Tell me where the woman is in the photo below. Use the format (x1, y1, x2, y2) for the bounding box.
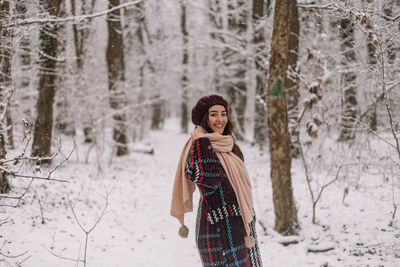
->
(171, 95, 263, 267)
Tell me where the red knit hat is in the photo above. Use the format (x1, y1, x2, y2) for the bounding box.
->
(191, 95, 228, 125)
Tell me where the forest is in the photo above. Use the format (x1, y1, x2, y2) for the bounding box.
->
(0, 0, 399, 266)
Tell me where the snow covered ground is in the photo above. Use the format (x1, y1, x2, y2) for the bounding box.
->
(1, 118, 399, 266)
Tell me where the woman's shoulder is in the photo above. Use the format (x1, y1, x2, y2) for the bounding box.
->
(192, 137, 212, 146)
(191, 137, 213, 153)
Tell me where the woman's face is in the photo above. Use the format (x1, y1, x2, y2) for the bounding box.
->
(208, 105, 228, 134)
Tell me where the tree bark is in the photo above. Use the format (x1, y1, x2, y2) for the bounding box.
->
(252, 0, 268, 149)
(15, 1, 34, 124)
(180, 0, 189, 133)
(6, 108, 14, 149)
(106, 0, 128, 156)
(365, 1, 377, 131)
(267, 0, 299, 235)
(338, 18, 357, 141)
(31, 0, 63, 159)
(286, 0, 300, 158)
(0, 0, 12, 193)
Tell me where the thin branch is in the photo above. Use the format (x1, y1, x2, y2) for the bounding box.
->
(297, 2, 400, 22)
(6, 1, 144, 28)
(65, 188, 110, 267)
(0, 178, 34, 207)
(45, 247, 85, 263)
(5, 173, 68, 183)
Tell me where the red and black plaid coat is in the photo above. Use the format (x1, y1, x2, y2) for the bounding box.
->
(185, 137, 263, 267)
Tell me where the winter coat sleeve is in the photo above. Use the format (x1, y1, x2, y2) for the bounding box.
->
(184, 138, 223, 195)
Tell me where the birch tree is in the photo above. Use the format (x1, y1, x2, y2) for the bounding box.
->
(267, 0, 299, 235)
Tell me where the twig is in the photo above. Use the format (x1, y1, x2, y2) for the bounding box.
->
(0, 245, 28, 259)
(0, 217, 10, 226)
(6, 1, 144, 28)
(65, 188, 110, 267)
(0, 178, 34, 207)
(297, 107, 358, 223)
(16, 255, 32, 265)
(297, 2, 400, 22)
(45, 247, 85, 263)
(307, 246, 335, 253)
(258, 220, 268, 235)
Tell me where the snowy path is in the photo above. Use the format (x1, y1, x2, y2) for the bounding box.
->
(1, 118, 399, 266)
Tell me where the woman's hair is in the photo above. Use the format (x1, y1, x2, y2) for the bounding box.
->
(199, 111, 244, 162)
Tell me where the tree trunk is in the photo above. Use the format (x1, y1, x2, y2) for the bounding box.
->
(207, 0, 224, 92)
(151, 94, 164, 130)
(181, 0, 189, 133)
(15, 1, 34, 124)
(106, 0, 128, 156)
(31, 0, 63, 159)
(55, 3, 75, 136)
(71, 0, 96, 143)
(338, 18, 357, 141)
(6, 108, 14, 149)
(125, 0, 149, 141)
(252, 0, 268, 149)
(267, 0, 299, 235)
(225, 0, 249, 140)
(365, 1, 377, 131)
(286, 0, 300, 158)
(0, 0, 12, 193)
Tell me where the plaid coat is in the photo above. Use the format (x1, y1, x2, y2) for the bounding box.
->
(185, 138, 263, 267)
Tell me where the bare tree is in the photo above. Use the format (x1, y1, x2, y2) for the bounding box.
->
(70, 0, 97, 142)
(225, 0, 249, 140)
(338, 17, 357, 141)
(106, 0, 128, 156)
(207, 0, 249, 139)
(252, 0, 268, 149)
(0, 0, 12, 193)
(55, 2, 75, 136)
(286, 0, 301, 158)
(180, 0, 189, 133)
(31, 0, 64, 159)
(267, 0, 299, 235)
(15, 1, 34, 124)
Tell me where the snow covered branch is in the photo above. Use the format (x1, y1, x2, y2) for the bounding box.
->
(0, 123, 75, 207)
(297, 2, 400, 21)
(5, 0, 144, 28)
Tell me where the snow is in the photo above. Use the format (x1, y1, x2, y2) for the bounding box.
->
(1, 118, 399, 266)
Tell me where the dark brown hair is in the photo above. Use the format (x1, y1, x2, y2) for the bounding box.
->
(199, 111, 244, 162)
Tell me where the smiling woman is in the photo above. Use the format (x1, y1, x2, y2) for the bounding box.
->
(171, 95, 263, 267)
(207, 105, 228, 134)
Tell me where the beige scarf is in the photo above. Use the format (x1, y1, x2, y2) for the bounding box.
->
(170, 126, 254, 237)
